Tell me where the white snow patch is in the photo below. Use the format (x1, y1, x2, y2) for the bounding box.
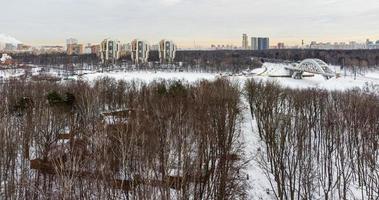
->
(81, 71, 218, 83)
(1, 54, 12, 62)
(241, 99, 275, 199)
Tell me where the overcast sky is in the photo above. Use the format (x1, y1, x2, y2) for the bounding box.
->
(1, 0, 379, 47)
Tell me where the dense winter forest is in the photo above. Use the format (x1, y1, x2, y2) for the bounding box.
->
(245, 80, 379, 199)
(1, 77, 379, 199)
(0, 78, 247, 199)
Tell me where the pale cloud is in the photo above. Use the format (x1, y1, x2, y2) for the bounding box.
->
(160, 0, 183, 6)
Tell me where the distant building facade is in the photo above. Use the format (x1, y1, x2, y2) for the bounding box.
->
(249, 37, 269, 50)
(277, 42, 285, 49)
(66, 38, 84, 55)
(67, 44, 83, 55)
(210, 44, 237, 50)
(258, 37, 269, 50)
(131, 40, 150, 64)
(309, 41, 367, 49)
(242, 34, 249, 49)
(251, 37, 258, 50)
(159, 40, 176, 63)
(84, 43, 92, 54)
(100, 39, 120, 63)
(367, 39, 379, 49)
(66, 38, 78, 45)
(4, 43, 16, 51)
(91, 45, 100, 56)
(39, 46, 65, 54)
(17, 44, 32, 51)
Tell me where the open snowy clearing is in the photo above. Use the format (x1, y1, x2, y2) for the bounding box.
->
(1, 63, 378, 91)
(75, 65, 379, 91)
(81, 70, 217, 83)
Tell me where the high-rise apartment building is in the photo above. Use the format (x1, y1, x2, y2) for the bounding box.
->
(100, 39, 120, 63)
(249, 37, 269, 50)
(242, 34, 249, 49)
(131, 39, 150, 64)
(258, 37, 269, 50)
(159, 40, 177, 63)
(251, 37, 258, 50)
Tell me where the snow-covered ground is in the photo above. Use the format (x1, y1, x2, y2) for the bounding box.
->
(1, 63, 379, 199)
(241, 98, 273, 199)
(1, 63, 379, 91)
(81, 70, 217, 83)
(234, 63, 379, 91)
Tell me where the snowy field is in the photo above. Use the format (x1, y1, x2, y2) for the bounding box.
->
(79, 63, 379, 91)
(1, 63, 379, 91)
(1, 63, 379, 199)
(82, 70, 217, 83)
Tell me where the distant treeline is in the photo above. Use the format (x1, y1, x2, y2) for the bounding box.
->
(175, 49, 379, 67)
(9, 49, 379, 68)
(9, 53, 100, 66)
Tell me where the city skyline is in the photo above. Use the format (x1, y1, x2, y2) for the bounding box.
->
(1, 0, 378, 48)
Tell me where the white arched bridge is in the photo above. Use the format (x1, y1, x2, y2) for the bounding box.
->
(285, 59, 335, 79)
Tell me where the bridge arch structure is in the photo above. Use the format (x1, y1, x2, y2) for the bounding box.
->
(286, 58, 335, 79)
